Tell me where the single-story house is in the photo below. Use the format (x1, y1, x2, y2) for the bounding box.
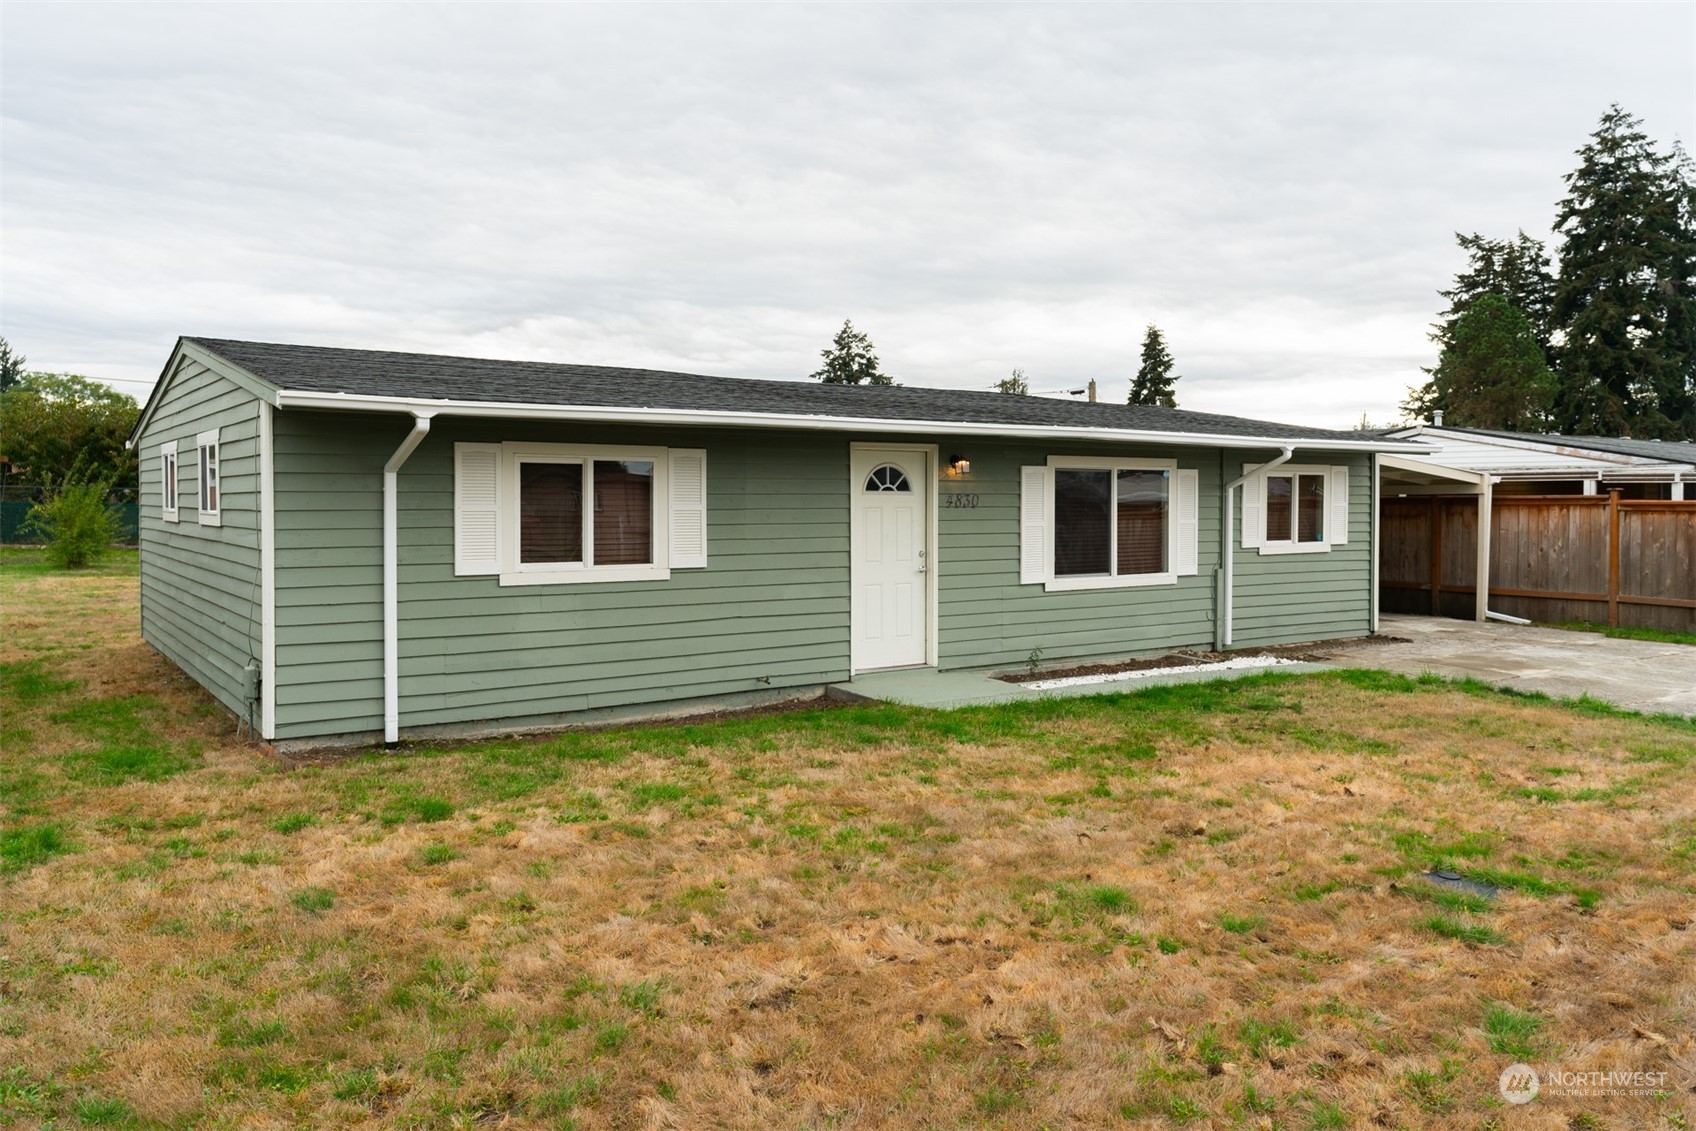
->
(1384, 424, 1696, 498)
(126, 337, 1425, 749)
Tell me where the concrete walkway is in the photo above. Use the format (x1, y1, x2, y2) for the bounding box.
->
(835, 660, 1329, 710)
(835, 616, 1695, 716)
(1319, 614, 1696, 716)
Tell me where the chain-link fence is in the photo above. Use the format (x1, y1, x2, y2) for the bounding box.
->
(0, 484, 140, 545)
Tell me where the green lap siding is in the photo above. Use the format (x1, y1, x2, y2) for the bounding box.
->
(270, 415, 854, 741)
(934, 441, 1222, 670)
(264, 413, 1374, 742)
(134, 357, 263, 720)
(1230, 454, 1374, 647)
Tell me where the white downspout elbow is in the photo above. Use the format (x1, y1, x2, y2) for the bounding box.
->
(1219, 445, 1294, 650)
(383, 412, 434, 744)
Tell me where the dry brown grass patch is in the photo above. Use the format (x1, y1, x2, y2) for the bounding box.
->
(2, 559, 1694, 1128)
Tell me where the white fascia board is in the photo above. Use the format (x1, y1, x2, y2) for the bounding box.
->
(1377, 454, 1489, 486)
(273, 390, 1430, 453)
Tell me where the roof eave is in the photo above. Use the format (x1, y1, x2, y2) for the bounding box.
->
(126, 339, 282, 449)
(271, 389, 1429, 453)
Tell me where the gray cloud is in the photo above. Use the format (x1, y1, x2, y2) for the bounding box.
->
(3, 2, 1692, 427)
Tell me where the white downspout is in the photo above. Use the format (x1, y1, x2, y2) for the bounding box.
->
(1219, 445, 1294, 650)
(383, 412, 434, 744)
(1369, 452, 1380, 635)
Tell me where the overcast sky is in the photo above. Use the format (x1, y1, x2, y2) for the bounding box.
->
(3, 3, 1693, 428)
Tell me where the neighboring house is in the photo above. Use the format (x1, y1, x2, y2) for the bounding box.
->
(127, 337, 1422, 749)
(1385, 425, 1696, 499)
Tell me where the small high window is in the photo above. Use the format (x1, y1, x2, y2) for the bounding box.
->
(865, 465, 911, 492)
(196, 429, 220, 526)
(160, 441, 179, 523)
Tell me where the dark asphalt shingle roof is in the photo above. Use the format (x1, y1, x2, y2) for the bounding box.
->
(185, 337, 1384, 444)
(1438, 427, 1696, 464)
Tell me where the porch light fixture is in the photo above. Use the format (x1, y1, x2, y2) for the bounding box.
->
(948, 454, 971, 476)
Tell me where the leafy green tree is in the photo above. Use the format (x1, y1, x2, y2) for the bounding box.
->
(21, 459, 122, 569)
(994, 368, 1029, 395)
(811, 320, 895, 385)
(1128, 325, 1179, 407)
(0, 338, 25, 393)
(1418, 294, 1556, 430)
(1551, 104, 1696, 438)
(0, 373, 140, 490)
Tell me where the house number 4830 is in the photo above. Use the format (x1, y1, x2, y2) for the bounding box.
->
(942, 493, 980, 509)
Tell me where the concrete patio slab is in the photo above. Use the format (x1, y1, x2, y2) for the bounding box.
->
(833, 660, 1331, 710)
(1319, 614, 1696, 716)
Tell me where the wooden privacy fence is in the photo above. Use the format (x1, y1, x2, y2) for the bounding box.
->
(1379, 493, 1696, 633)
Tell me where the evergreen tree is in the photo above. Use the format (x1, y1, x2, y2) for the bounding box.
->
(1437, 232, 1556, 359)
(994, 368, 1029, 395)
(1423, 294, 1556, 431)
(811, 320, 895, 386)
(1551, 104, 1696, 438)
(1128, 325, 1179, 407)
(0, 337, 25, 393)
(1405, 232, 1555, 421)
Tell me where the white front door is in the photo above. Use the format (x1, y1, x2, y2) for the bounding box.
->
(851, 448, 930, 671)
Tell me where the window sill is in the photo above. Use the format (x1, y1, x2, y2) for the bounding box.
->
(1255, 541, 1331, 555)
(198, 512, 221, 528)
(163, 512, 179, 524)
(1044, 571, 1176, 592)
(499, 564, 671, 587)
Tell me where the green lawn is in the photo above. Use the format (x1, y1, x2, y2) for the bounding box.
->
(1546, 619, 1696, 647)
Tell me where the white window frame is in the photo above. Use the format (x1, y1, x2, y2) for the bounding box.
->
(498, 442, 671, 587)
(1248, 463, 1340, 555)
(1043, 455, 1178, 592)
(196, 429, 221, 527)
(160, 441, 179, 523)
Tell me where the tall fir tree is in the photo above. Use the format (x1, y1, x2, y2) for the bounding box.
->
(1405, 232, 1555, 422)
(811, 320, 895, 386)
(1128, 325, 1179, 407)
(1551, 104, 1696, 438)
(1423, 294, 1557, 431)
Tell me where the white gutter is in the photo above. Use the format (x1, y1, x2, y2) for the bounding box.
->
(273, 389, 1426, 454)
(382, 412, 434, 744)
(1218, 446, 1294, 650)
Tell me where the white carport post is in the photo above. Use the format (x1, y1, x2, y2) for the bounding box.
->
(1474, 474, 1492, 623)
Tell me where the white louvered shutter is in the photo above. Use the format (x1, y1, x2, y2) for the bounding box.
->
(1172, 468, 1200, 575)
(1240, 465, 1263, 549)
(1019, 466, 1049, 584)
(1327, 465, 1351, 545)
(668, 449, 708, 568)
(454, 443, 501, 575)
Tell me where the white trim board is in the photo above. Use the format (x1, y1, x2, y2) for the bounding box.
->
(258, 402, 276, 740)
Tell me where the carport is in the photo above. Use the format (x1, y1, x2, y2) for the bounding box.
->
(1376, 454, 1493, 623)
